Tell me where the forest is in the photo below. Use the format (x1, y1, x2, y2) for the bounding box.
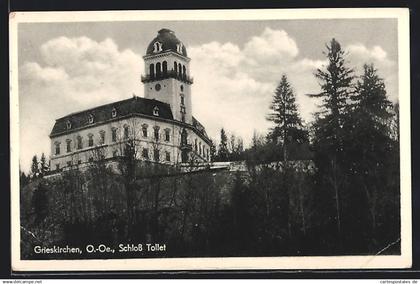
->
(20, 38, 400, 259)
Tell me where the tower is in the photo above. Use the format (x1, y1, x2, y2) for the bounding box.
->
(141, 29, 193, 124)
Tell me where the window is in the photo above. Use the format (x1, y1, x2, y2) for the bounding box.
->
(165, 151, 171, 162)
(67, 161, 72, 167)
(78, 160, 82, 165)
(55, 164, 60, 171)
(88, 157, 94, 162)
(180, 105, 186, 114)
(112, 128, 117, 142)
(164, 129, 170, 142)
(66, 139, 72, 153)
(142, 148, 149, 159)
(199, 142, 202, 155)
(153, 41, 162, 53)
(195, 139, 198, 152)
(66, 120, 72, 129)
(183, 65, 186, 77)
(55, 142, 61, 155)
(142, 124, 148, 137)
(154, 126, 160, 140)
(177, 43, 183, 53)
(124, 125, 129, 139)
(77, 136, 83, 149)
(156, 62, 161, 77)
(153, 106, 159, 116)
(181, 113, 185, 123)
(88, 114, 94, 124)
(180, 85, 184, 92)
(88, 134, 94, 147)
(178, 63, 182, 76)
(99, 130, 105, 144)
(111, 107, 117, 118)
(207, 149, 210, 160)
(153, 149, 160, 161)
(174, 61, 178, 73)
(180, 94, 185, 105)
(162, 61, 167, 75)
(149, 63, 155, 77)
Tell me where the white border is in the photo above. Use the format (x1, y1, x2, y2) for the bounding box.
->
(10, 8, 411, 271)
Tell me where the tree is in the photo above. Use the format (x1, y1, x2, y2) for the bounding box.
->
(345, 63, 397, 247)
(216, 128, 229, 161)
(309, 38, 354, 237)
(267, 74, 306, 161)
(39, 153, 49, 177)
(31, 155, 39, 178)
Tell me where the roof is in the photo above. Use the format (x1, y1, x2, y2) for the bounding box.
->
(146, 29, 188, 57)
(50, 96, 174, 137)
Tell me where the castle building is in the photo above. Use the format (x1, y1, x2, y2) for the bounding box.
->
(49, 29, 212, 171)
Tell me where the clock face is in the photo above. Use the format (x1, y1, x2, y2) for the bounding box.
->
(155, 83, 161, 91)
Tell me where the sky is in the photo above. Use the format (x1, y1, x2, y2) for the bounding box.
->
(17, 19, 398, 172)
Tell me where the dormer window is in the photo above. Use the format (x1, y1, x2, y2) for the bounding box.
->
(111, 107, 117, 118)
(153, 106, 159, 116)
(88, 114, 94, 124)
(153, 41, 162, 53)
(66, 120, 72, 130)
(176, 43, 183, 53)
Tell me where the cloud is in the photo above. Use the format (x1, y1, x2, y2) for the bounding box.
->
(19, 37, 143, 172)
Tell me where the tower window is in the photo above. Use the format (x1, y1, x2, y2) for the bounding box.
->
(181, 113, 185, 123)
(178, 63, 182, 76)
(180, 85, 184, 92)
(111, 107, 117, 118)
(77, 136, 83, 149)
(142, 124, 148, 137)
(153, 41, 162, 53)
(55, 142, 61, 155)
(162, 61, 167, 75)
(156, 62, 161, 77)
(149, 63, 155, 78)
(180, 94, 185, 105)
(183, 65, 186, 77)
(66, 139, 72, 153)
(88, 134, 94, 147)
(66, 120, 72, 130)
(153, 106, 159, 116)
(180, 105, 186, 114)
(88, 114, 94, 124)
(164, 129, 170, 142)
(165, 151, 171, 162)
(154, 126, 160, 141)
(99, 130, 105, 144)
(174, 61, 178, 73)
(176, 43, 183, 53)
(112, 127, 117, 142)
(124, 125, 129, 139)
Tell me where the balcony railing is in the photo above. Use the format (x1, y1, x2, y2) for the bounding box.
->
(141, 70, 194, 84)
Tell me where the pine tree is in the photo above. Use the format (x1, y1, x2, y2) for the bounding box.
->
(267, 74, 306, 161)
(30, 155, 39, 178)
(309, 38, 354, 237)
(346, 63, 396, 244)
(39, 153, 49, 177)
(217, 128, 229, 161)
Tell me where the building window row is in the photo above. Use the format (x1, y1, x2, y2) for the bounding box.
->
(55, 126, 173, 155)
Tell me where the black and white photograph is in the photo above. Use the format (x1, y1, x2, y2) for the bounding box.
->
(9, 8, 411, 271)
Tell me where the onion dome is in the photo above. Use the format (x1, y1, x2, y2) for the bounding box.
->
(146, 28, 187, 57)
